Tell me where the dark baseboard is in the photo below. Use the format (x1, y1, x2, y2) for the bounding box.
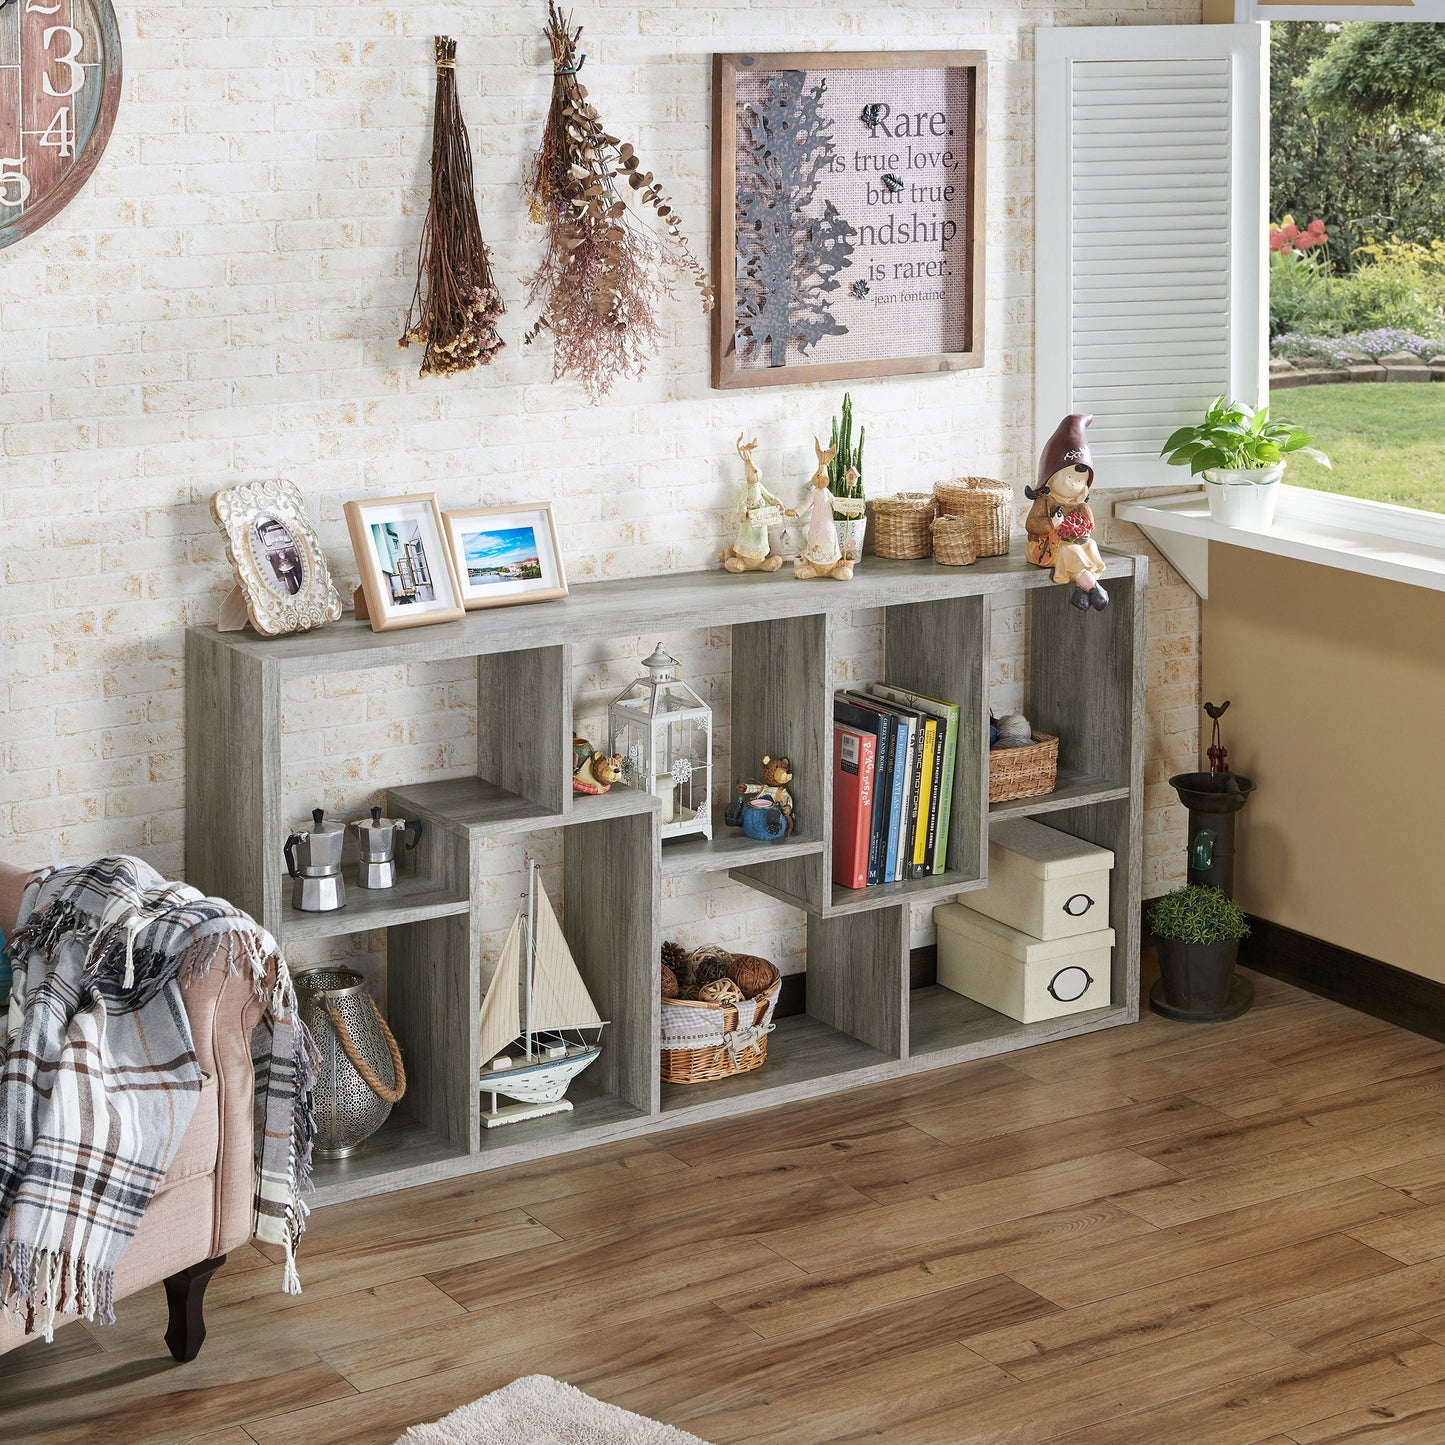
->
(1238, 915, 1445, 1045)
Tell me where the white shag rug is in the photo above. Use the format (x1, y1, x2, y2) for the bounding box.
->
(394, 1374, 713, 1444)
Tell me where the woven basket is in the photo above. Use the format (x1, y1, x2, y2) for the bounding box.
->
(660, 956, 781, 1085)
(935, 477, 1012, 558)
(930, 514, 978, 567)
(989, 731, 1059, 804)
(869, 493, 937, 560)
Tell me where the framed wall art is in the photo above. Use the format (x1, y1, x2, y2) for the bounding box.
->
(344, 494, 465, 632)
(712, 50, 986, 391)
(443, 504, 568, 611)
(211, 479, 343, 637)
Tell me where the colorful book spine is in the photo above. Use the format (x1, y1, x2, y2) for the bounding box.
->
(909, 716, 938, 878)
(870, 684, 961, 874)
(889, 712, 916, 882)
(832, 725, 876, 890)
(834, 696, 889, 886)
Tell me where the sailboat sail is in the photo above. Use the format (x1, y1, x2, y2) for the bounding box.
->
(477, 913, 523, 1066)
(528, 884, 603, 1033)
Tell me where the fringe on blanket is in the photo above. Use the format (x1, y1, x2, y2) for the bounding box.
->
(0, 1240, 117, 1341)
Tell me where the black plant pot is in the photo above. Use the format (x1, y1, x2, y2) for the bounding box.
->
(1150, 936, 1253, 1023)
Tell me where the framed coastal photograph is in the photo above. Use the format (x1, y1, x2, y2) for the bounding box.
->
(712, 50, 986, 390)
(443, 504, 568, 611)
(211, 478, 343, 637)
(344, 494, 465, 632)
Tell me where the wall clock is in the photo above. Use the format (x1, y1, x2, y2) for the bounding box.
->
(0, 0, 122, 249)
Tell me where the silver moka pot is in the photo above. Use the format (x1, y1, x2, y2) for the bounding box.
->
(350, 806, 423, 890)
(285, 807, 347, 912)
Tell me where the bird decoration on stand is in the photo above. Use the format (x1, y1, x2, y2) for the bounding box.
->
(1204, 700, 1240, 792)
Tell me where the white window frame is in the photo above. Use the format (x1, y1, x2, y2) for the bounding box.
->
(1104, 10, 1445, 594)
(1036, 24, 1268, 488)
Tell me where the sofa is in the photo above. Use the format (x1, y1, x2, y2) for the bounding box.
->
(0, 861, 274, 1361)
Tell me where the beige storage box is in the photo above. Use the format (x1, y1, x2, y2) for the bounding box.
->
(934, 903, 1113, 1023)
(970, 818, 1114, 941)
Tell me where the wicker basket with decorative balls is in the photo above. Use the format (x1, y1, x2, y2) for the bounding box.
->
(725, 953, 776, 999)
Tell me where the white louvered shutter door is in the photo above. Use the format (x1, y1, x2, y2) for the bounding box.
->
(1035, 25, 1267, 487)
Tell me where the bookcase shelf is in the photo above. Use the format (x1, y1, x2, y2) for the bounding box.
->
(186, 545, 1147, 1206)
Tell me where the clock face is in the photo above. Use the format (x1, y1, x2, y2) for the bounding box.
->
(0, 0, 121, 249)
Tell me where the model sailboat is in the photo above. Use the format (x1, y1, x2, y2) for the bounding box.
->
(478, 859, 606, 1128)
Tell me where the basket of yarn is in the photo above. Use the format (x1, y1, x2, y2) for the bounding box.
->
(934, 477, 1012, 558)
(660, 942, 782, 1085)
(989, 714, 1059, 804)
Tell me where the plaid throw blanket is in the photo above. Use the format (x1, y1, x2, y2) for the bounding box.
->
(0, 856, 318, 1340)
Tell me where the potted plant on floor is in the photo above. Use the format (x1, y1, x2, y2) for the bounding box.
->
(1159, 396, 1330, 530)
(1148, 883, 1253, 1023)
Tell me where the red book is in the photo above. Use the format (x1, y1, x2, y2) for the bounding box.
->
(832, 724, 876, 890)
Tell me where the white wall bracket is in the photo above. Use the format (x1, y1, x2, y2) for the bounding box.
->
(1113, 499, 1210, 599)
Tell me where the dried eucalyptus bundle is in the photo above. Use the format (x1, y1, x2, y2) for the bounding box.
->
(400, 36, 506, 378)
(524, 3, 712, 403)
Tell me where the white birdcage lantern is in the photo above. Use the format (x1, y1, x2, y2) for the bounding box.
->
(608, 643, 712, 841)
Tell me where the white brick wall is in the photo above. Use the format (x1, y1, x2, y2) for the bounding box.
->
(1, 0, 1199, 991)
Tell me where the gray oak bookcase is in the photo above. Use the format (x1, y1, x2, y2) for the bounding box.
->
(185, 547, 1147, 1205)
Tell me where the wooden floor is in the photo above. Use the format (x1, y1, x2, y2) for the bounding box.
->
(8, 967, 1445, 1444)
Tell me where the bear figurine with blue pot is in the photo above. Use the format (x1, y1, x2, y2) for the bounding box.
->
(724, 755, 796, 842)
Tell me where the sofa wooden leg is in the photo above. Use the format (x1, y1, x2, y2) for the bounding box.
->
(163, 1253, 227, 1363)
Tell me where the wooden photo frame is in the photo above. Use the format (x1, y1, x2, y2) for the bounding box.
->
(712, 49, 986, 391)
(443, 504, 569, 611)
(211, 478, 343, 638)
(345, 494, 465, 632)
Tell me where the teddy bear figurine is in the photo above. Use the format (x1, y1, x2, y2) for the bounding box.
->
(572, 735, 624, 795)
(1026, 413, 1109, 612)
(724, 755, 796, 841)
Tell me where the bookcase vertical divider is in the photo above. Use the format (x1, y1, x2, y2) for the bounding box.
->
(476, 643, 573, 816)
(806, 904, 910, 1057)
(730, 612, 831, 913)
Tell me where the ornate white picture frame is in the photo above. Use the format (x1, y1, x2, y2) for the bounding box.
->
(211, 478, 343, 637)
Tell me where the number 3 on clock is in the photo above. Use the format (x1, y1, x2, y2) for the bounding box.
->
(42, 26, 86, 96)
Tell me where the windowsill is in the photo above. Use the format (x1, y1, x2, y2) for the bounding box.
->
(1113, 485, 1445, 600)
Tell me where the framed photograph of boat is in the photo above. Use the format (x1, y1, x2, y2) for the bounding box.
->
(442, 503, 569, 611)
(344, 493, 465, 632)
(478, 858, 606, 1128)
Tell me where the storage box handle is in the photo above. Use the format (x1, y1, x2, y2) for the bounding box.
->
(1063, 893, 1095, 917)
(1048, 967, 1093, 1003)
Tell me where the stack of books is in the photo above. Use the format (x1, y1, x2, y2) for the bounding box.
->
(832, 684, 961, 890)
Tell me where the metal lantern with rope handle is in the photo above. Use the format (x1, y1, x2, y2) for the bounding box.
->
(293, 967, 406, 1158)
(608, 643, 713, 841)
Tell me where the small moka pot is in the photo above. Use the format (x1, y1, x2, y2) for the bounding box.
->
(351, 806, 423, 890)
(285, 807, 347, 912)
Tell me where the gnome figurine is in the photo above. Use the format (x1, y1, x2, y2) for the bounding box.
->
(1026, 414, 1108, 612)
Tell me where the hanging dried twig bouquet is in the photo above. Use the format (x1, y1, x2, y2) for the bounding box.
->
(524, 3, 712, 402)
(400, 36, 506, 378)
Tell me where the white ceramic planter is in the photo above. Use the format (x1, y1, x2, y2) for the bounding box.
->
(1201, 464, 1285, 530)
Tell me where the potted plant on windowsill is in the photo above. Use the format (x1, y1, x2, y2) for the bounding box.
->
(1159, 396, 1330, 530)
(1148, 883, 1252, 1023)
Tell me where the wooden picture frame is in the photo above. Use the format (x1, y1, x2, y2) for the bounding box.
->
(443, 504, 569, 611)
(712, 49, 986, 391)
(211, 479, 343, 638)
(345, 494, 466, 632)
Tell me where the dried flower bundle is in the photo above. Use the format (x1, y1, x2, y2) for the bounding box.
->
(401, 36, 506, 378)
(524, 3, 712, 403)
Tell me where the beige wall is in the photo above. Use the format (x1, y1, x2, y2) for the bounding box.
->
(1203, 544, 1444, 981)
